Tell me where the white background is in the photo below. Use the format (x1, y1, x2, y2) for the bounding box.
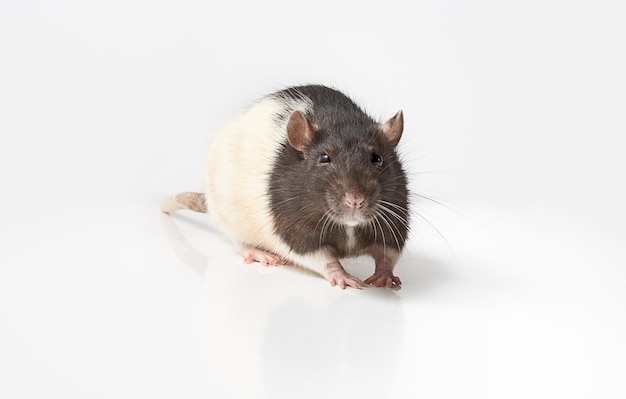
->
(1, 1, 625, 398)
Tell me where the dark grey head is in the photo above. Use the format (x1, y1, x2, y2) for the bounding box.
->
(269, 86, 409, 256)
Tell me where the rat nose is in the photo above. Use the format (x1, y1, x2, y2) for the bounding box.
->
(345, 193, 365, 209)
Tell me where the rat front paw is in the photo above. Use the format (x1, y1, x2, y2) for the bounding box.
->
(325, 261, 364, 289)
(364, 272, 402, 289)
(328, 273, 365, 290)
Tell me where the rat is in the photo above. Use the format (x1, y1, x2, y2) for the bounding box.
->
(162, 85, 409, 289)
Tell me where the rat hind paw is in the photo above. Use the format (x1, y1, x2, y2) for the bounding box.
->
(242, 247, 286, 267)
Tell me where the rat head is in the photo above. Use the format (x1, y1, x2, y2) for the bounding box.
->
(286, 110, 407, 228)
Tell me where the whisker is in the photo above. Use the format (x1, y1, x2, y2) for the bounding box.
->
(378, 199, 409, 213)
(321, 212, 335, 247)
(378, 201, 410, 231)
(271, 196, 306, 208)
(378, 205, 406, 242)
(376, 210, 402, 252)
(372, 214, 387, 256)
(383, 174, 409, 182)
(314, 210, 333, 247)
(412, 209, 459, 264)
(369, 218, 378, 247)
(411, 192, 475, 222)
(412, 170, 466, 177)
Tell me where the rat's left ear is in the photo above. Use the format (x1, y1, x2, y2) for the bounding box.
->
(380, 110, 404, 148)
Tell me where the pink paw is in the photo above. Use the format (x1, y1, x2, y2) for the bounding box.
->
(364, 272, 402, 289)
(243, 248, 286, 267)
(325, 261, 364, 290)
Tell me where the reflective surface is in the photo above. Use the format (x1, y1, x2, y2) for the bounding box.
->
(2, 1, 625, 398)
(3, 201, 625, 398)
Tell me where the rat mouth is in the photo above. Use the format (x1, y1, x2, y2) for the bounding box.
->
(341, 209, 370, 227)
(325, 191, 375, 227)
(343, 218, 362, 227)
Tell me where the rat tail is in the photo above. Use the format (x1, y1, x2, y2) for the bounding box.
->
(161, 192, 207, 214)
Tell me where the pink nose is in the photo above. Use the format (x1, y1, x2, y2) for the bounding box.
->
(345, 193, 365, 209)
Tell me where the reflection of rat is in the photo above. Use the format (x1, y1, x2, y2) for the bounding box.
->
(162, 85, 409, 289)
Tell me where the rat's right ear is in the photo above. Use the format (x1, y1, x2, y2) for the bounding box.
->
(287, 110, 316, 152)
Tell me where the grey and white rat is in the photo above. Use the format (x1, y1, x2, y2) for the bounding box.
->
(162, 85, 409, 289)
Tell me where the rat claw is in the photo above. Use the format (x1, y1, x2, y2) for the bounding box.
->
(350, 280, 365, 290)
(364, 272, 401, 289)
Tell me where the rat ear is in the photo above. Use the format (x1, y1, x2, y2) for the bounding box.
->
(380, 110, 404, 148)
(287, 110, 316, 152)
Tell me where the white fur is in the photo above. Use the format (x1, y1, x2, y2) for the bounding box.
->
(345, 227, 356, 251)
(285, 248, 338, 278)
(204, 95, 314, 271)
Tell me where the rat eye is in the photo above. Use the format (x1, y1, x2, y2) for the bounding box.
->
(371, 152, 383, 167)
(319, 153, 331, 164)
